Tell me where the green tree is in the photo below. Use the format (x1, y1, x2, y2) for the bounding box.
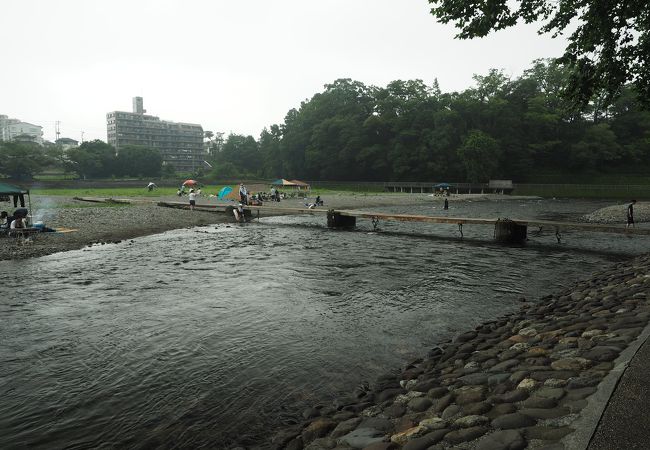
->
(0, 142, 48, 179)
(161, 163, 176, 179)
(569, 123, 622, 170)
(457, 130, 502, 182)
(259, 126, 282, 178)
(115, 145, 163, 177)
(213, 134, 260, 176)
(429, 0, 650, 106)
(66, 140, 116, 178)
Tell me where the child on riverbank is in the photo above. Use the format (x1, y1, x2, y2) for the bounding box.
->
(189, 189, 197, 211)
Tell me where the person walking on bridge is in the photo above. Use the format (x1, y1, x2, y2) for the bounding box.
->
(627, 199, 637, 228)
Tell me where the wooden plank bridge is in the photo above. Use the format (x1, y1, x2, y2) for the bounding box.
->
(157, 201, 650, 244)
(74, 197, 650, 244)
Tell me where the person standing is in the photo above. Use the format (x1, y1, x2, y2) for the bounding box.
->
(627, 199, 637, 228)
(239, 183, 248, 205)
(444, 198, 449, 210)
(188, 189, 197, 211)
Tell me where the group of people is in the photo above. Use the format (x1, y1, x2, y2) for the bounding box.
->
(238, 184, 285, 206)
(304, 195, 324, 209)
(1, 208, 29, 235)
(177, 185, 201, 197)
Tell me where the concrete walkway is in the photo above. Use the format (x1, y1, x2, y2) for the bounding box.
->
(588, 336, 650, 449)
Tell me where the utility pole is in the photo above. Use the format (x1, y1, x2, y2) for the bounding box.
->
(81, 131, 85, 143)
(55, 121, 61, 142)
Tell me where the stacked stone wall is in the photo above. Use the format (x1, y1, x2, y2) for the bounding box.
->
(270, 255, 650, 450)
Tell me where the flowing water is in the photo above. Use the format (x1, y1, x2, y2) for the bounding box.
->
(1, 199, 647, 449)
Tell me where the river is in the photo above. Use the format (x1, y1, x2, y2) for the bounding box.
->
(1, 198, 647, 448)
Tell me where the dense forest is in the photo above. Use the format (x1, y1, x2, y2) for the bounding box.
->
(209, 59, 650, 183)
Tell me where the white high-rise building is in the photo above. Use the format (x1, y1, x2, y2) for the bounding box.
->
(0, 114, 44, 145)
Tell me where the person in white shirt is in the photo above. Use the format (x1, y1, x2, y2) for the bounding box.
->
(188, 189, 197, 210)
(9, 216, 27, 237)
(239, 183, 248, 205)
(10, 217, 27, 229)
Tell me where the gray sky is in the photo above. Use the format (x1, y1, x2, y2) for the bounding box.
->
(1, 0, 568, 143)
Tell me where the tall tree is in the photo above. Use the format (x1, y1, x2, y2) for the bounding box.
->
(457, 130, 502, 182)
(66, 140, 116, 179)
(429, 0, 650, 106)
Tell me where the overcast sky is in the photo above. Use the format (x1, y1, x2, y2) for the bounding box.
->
(0, 0, 568, 143)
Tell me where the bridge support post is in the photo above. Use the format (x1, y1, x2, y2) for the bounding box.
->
(327, 211, 356, 229)
(494, 219, 527, 244)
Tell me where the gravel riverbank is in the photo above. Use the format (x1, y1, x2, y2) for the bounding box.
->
(269, 254, 650, 450)
(0, 198, 227, 261)
(583, 201, 649, 224)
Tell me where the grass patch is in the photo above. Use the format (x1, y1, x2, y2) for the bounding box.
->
(31, 187, 180, 197)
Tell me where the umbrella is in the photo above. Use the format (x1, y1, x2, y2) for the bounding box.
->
(183, 179, 198, 186)
(433, 183, 452, 189)
(218, 186, 233, 200)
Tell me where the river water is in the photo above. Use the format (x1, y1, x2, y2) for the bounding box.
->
(1, 199, 647, 449)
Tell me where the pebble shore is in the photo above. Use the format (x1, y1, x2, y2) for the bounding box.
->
(0, 199, 227, 261)
(583, 201, 649, 224)
(269, 254, 650, 450)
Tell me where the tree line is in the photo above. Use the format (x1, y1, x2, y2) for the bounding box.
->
(208, 59, 650, 183)
(0, 140, 167, 180)
(3, 61, 649, 183)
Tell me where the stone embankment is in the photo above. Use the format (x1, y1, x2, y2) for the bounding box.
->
(270, 255, 650, 450)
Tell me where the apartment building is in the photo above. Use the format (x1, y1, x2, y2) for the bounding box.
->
(106, 97, 204, 172)
(0, 114, 44, 144)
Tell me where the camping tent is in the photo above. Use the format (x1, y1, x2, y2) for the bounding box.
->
(0, 182, 30, 210)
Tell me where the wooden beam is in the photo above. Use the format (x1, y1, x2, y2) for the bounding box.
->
(152, 200, 650, 237)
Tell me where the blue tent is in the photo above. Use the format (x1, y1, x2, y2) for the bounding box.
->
(218, 186, 233, 200)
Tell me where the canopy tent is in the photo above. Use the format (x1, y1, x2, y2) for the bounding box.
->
(0, 182, 31, 214)
(270, 179, 311, 190)
(289, 179, 310, 189)
(0, 182, 29, 195)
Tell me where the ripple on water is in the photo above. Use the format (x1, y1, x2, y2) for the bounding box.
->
(0, 200, 642, 447)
